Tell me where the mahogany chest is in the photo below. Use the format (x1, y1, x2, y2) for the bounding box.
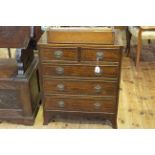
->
(38, 27, 123, 128)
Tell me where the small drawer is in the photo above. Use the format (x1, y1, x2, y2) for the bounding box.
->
(42, 63, 119, 78)
(44, 96, 116, 113)
(39, 47, 78, 61)
(43, 79, 117, 96)
(81, 48, 121, 62)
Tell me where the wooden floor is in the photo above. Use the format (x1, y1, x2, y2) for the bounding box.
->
(118, 47, 155, 129)
(0, 33, 155, 128)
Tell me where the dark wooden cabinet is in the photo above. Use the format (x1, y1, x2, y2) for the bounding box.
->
(0, 26, 31, 48)
(0, 26, 42, 125)
(38, 27, 123, 128)
(0, 58, 41, 125)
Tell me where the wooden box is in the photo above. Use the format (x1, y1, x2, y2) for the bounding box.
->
(0, 58, 41, 125)
(47, 27, 115, 44)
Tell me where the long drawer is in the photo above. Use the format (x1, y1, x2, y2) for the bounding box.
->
(81, 48, 121, 62)
(43, 78, 117, 96)
(40, 47, 78, 62)
(42, 63, 119, 78)
(44, 95, 116, 113)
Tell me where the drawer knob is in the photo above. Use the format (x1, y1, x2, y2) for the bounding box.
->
(54, 50, 63, 59)
(55, 67, 64, 75)
(96, 51, 104, 60)
(94, 102, 101, 110)
(58, 100, 65, 108)
(94, 85, 102, 93)
(57, 83, 65, 91)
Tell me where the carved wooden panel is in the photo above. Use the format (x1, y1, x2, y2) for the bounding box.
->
(0, 90, 21, 109)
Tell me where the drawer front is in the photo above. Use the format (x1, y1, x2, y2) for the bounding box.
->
(40, 48, 78, 61)
(81, 48, 121, 62)
(43, 79, 117, 96)
(44, 96, 116, 113)
(42, 64, 119, 78)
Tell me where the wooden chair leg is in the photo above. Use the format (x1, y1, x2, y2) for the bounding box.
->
(125, 27, 132, 56)
(8, 48, 11, 58)
(136, 30, 142, 69)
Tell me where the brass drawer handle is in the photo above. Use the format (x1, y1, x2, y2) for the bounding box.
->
(96, 51, 104, 60)
(94, 85, 102, 93)
(54, 50, 63, 59)
(94, 102, 101, 110)
(55, 67, 64, 75)
(57, 83, 65, 91)
(58, 100, 65, 108)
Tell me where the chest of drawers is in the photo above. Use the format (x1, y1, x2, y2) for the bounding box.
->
(38, 28, 123, 128)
